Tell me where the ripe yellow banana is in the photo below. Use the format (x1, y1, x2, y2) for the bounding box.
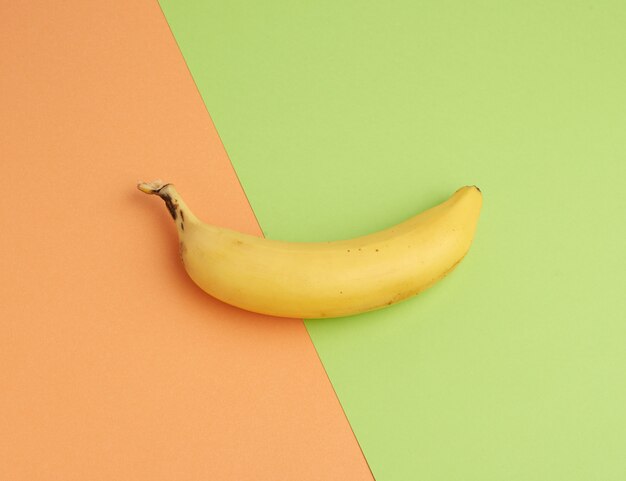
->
(138, 180, 482, 319)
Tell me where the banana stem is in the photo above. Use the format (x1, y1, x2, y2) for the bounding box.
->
(137, 180, 168, 195)
(137, 180, 196, 229)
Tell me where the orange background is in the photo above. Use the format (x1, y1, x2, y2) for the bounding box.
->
(0, 1, 372, 479)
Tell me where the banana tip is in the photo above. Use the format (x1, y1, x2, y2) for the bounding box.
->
(137, 180, 168, 195)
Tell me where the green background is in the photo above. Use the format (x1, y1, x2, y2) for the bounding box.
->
(159, 1, 626, 479)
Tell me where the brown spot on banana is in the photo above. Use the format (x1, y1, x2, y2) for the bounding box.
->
(161, 192, 178, 220)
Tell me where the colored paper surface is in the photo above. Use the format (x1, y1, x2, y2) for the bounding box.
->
(159, 1, 626, 480)
(0, 2, 372, 480)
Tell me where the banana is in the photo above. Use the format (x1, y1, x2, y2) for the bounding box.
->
(138, 180, 482, 319)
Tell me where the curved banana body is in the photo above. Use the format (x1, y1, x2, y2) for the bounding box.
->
(138, 181, 482, 319)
